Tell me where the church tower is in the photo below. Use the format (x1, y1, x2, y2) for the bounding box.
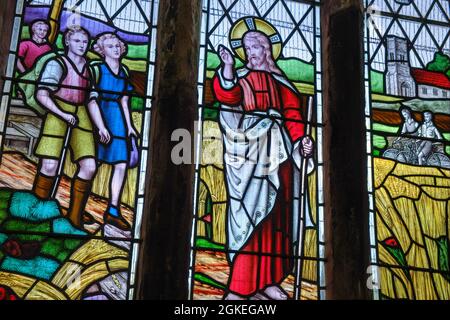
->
(385, 36, 416, 97)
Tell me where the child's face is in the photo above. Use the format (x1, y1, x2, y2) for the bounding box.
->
(34, 24, 49, 40)
(66, 32, 89, 57)
(103, 38, 122, 59)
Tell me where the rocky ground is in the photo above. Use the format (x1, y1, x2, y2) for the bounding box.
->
(0, 152, 134, 234)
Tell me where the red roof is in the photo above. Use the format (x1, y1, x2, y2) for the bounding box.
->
(411, 68, 450, 89)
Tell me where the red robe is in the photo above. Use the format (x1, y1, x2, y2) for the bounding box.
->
(213, 70, 305, 296)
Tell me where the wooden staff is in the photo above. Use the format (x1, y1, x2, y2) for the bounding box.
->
(294, 96, 313, 300)
(47, 0, 69, 199)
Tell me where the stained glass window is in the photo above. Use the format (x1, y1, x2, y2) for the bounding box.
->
(0, 0, 158, 300)
(364, 0, 450, 299)
(190, 0, 325, 300)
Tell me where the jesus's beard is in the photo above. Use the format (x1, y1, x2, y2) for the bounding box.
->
(248, 57, 270, 71)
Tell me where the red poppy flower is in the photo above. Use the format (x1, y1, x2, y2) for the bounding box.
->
(202, 214, 212, 223)
(384, 237, 399, 247)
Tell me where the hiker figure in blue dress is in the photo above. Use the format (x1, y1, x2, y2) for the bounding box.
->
(89, 33, 139, 231)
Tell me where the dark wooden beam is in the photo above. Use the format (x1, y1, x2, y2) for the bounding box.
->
(321, 0, 372, 299)
(0, 0, 16, 93)
(135, 0, 201, 299)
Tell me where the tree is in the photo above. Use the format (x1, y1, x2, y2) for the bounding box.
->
(426, 52, 450, 75)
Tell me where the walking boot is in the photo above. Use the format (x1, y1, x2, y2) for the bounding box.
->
(104, 205, 131, 231)
(67, 178, 92, 229)
(32, 173, 56, 200)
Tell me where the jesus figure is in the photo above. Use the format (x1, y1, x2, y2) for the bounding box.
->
(212, 19, 315, 300)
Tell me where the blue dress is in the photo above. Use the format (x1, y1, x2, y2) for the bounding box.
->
(95, 63, 134, 164)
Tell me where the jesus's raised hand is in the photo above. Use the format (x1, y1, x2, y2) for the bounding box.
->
(218, 45, 235, 80)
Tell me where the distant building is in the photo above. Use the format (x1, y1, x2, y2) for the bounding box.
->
(412, 69, 450, 99)
(385, 35, 450, 99)
(385, 36, 417, 97)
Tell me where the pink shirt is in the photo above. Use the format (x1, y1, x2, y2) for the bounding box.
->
(18, 40, 52, 69)
(54, 56, 89, 104)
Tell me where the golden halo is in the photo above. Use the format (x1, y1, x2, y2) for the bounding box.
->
(229, 16, 282, 61)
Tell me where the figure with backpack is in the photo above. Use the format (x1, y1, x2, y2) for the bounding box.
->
(88, 33, 138, 231)
(32, 25, 110, 229)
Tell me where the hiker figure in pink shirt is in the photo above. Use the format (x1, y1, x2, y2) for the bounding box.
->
(17, 20, 52, 73)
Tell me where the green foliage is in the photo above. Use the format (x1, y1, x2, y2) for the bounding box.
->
(15, 234, 46, 242)
(373, 135, 387, 151)
(385, 245, 407, 267)
(203, 103, 219, 121)
(3, 219, 51, 234)
(131, 97, 144, 111)
(437, 237, 450, 282)
(0, 209, 8, 226)
(127, 44, 149, 59)
(0, 199, 8, 211)
(277, 58, 314, 83)
(371, 71, 385, 94)
(64, 238, 82, 251)
(194, 272, 226, 290)
(195, 237, 225, 250)
(55, 34, 64, 50)
(41, 238, 81, 263)
(426, 52, 450, 74)
(41, 238, 64, 261)
(373, 123, 399, 134)
(0, 190, 12, 200)
(21, 26, 30, 39)
(0, 191, 12, 213)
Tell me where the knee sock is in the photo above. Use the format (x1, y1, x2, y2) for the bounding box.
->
(32, 173, 56, 200)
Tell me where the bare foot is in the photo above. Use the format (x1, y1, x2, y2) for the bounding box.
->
(264, 286, 288, 300)
(223, 292, 246, 300)
(249, 292, 269, 300)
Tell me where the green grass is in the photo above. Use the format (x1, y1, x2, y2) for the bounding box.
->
(0, 190, 12, 200)
(0, 209, 8, 225)
(3, 219, 51, 234)
(277, 58, 314, 84)
(204, 107, 219, 121)
(41, 238, 65, 261)
(373, 135, 387, 150)
(437, 236, 450, 282)
(195, 237, 225, 250)
(372, 123, 399, 134)
(194, 272, 226, 290)
(131, 97, 144, 111)
(445, 133, 450, 155)
(370, 70, 384, 94)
